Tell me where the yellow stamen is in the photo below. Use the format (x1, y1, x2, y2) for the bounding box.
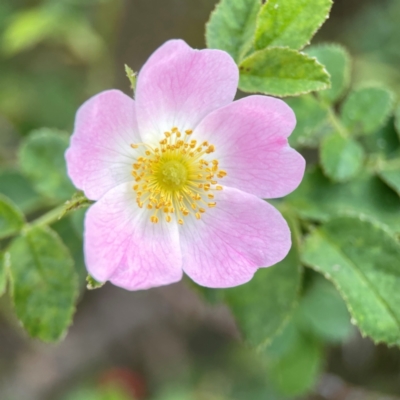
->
(130, 126, 227, 224)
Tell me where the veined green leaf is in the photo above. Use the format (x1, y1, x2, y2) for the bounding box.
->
(239, 47, 330, 97)
(206, 0, 261, 62)
(8, 225, 78, 342)
(254, 0, 332, 51)
(302, 216, 400, 346)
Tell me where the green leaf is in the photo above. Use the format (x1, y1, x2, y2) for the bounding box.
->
(19, 128, 75, 202)
(320, 132, 364, 182)
(306, 44, 351, 103)
(285, 167, 400, 233)
(286, 95, 329, 148)
(0, 194, 25, 239)
(302, 216, 400, 346)
(341, 86, 395, 135)
(223, 214, 302, 347)
(297, 276, 353, 343)
(53, 216, 87, 285)
(206, 0, 261, 62)
(265, 319, 323, 396)
(0, 252, 8, 297)
(377, 160, 400, 197)
(239, 47, 330, 97)
(254, 0, 332, 51)
(8, 225, 78, 342)
(0, 168, 42, 213)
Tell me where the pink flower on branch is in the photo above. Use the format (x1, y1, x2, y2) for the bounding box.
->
(65, 40, 305, 291)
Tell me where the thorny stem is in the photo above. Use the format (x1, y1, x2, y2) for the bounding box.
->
(30, 193, 91, 229)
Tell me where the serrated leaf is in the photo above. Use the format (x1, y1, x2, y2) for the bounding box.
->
(239, 47, 330, 97)
(0, 168, 42, 213)
(306, 44, 351, 103)
(341, 86, 395, 135)
(206, 0, 261, 62)
(320, 132, 364, 182)
(377, 160, 400, 197)
(19, 128, 75, 201)
(302, 216, 400, 346)
(53, 216, 87, 285)
(223, 214, 302, 347)
(254, 0, 332, 51)
(8, 225, 78, 342)
(265, 319, 323, 396)
(285, 167, 400, 233)
(285, 95, 329, 148)
(296, 277, 353, 343)
(0, 194, 25, 239)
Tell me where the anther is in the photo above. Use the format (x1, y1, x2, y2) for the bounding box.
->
(206, 145, 215, 153)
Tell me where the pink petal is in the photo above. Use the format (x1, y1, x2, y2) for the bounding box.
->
(84, 182, 182, 290)
(180, 186, 291, 288)
(135, 39, 239, 143)
(66, 90, 140, 200)
(194, 95, 305, 199)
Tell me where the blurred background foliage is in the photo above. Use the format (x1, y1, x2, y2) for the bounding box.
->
(1, 0, 400, 400)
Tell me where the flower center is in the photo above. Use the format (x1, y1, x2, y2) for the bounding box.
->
(130, 127, 227, 225)
(158, 159, 188, 189)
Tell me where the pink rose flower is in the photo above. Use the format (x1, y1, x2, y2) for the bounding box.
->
(65, 40, 305, 290)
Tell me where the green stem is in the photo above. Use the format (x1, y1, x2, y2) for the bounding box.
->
(28, 193, 91, 229)
(327, 106, 348, 138)
(29, 203, 67, 228)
